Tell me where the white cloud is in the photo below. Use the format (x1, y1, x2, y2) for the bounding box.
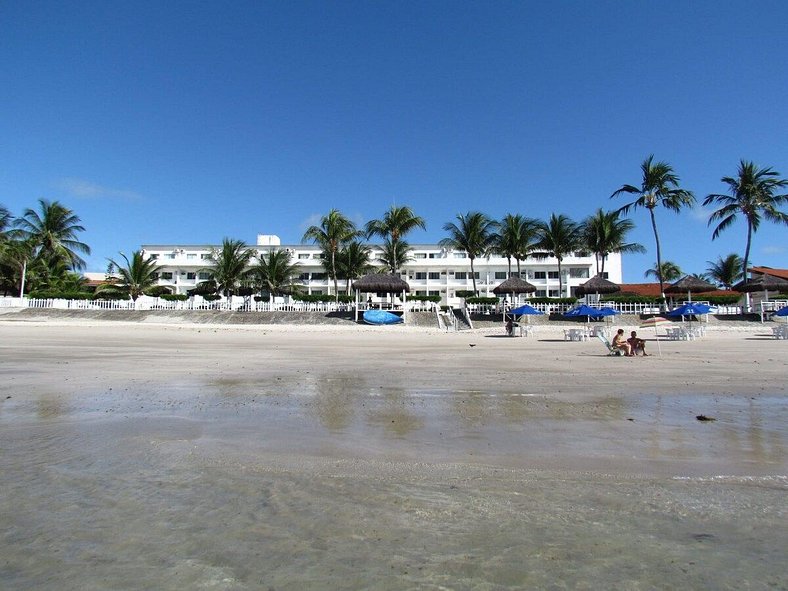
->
(689, 206, 712, 223)
(298, 213, 323, 233)
(761, 245, 786, 255)
(53, 178, 142, 201)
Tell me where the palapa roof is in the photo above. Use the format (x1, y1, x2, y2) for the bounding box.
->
(492, 277, 537, 295)
(352, 273, 410, 293)
(733, 274, 788, 293)
(750, 266, 788, 281)
(664, 275, 718, 294)
(576, 274, 620, 295)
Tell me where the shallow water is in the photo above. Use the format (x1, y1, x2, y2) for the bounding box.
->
(1, 378, 786, 590)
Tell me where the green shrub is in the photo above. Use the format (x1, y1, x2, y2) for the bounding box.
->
(202, 294, 221, 302)
(160, 294, 188, 302)
(145, 285, 173, 297)
(528, 296, 578, 305)
(466, 296, 498, 305)
(254, 295, 269, 302)
(410, 295, 441, 303)
(456, 290, 476, 298)
(27, 290, 93, 300)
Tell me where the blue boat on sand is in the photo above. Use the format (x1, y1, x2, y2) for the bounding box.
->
(362, 310, 403, 325)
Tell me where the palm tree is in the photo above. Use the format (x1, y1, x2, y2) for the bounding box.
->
(439, 211, 496, 294)
(581, 209, 645, 275)
(376, 239, 413, 276)
(705, 253, 743, 289)
(207, 238, 255, 297)
(533, 214, 583, 297)
(364, 205, 426, 273)
(644, 261, 682, 283)
(336, 241, 375, 294)
(612, 155, 695, 300)
(0, 205, 12, 240)
(250, 249, 301, 297)
(13, 199, 91, 270)
(492, 214, 540, 278)
(302, 209, 360, 301)
(703, 161, 788, 283)
(96, 251, 163, 301)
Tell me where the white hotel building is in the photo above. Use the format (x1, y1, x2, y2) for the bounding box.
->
(141, 234, 622, 306)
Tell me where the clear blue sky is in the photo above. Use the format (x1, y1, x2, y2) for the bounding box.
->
(2, 1, 786, 281)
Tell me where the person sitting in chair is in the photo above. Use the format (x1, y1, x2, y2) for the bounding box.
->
(627, 331, 648, 356)
(612, 328, 632, 356)
(505, 318, 514, 336)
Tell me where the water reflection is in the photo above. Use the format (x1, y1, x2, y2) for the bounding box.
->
(365, 387, 424, 437)
(311, 373, 365, 432)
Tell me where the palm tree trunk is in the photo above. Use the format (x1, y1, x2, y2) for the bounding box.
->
(557, 258, 563, 297)
(743, 222, 753, 312)
(507, 256, 512, 278)
(600, 255, 606, 275)
(331, 249, 338, 302)
(470, 257, 477, 294)
(649, 208, 665, 306)
(515, 258, 521, 277)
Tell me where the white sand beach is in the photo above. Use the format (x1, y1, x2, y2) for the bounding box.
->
(1, 318, 786, 589)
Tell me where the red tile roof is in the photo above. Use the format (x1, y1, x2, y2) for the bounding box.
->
(617, 283, 731, 297)
(751, 267, 788, 280)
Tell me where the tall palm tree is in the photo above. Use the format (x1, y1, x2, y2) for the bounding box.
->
(705, 253, 743, 290)
(96, 251, 163, 301)
(336, 241, 375, 294)
(207, 238, 255, 297)
(302, 209, 360, 301)
(439, 211, 496, 294)
(533, 214, 583, 297)
(376, 239, 414, 276)
(612, 155, 695, 300)
(703, 161, 788, 283)
(0, 205, 12, 241)
(581, 208, 645, 275)
(492, 214, 540, 278)
(13, 199, 91, 270)
(250, 249, 301, 297)
(364, 205, 426, 273)
(644, 261, 682, 283)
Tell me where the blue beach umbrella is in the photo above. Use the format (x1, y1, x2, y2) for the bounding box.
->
(774, 306, 788, 317)
(666, 302, 712, 317)
(564, 304, 616, 319)
(510, 303, 544, 316)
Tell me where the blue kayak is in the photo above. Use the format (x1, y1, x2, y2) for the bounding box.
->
(362, 310, 403, 325)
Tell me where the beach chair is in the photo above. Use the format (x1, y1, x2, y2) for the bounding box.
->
(597, 334, 625, 356)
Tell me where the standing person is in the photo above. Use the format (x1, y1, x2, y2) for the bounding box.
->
(612, 328, 633, 356)
(627, 331, 649, 356)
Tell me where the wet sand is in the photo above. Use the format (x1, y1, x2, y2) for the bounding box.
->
(1, 321, 786, 589)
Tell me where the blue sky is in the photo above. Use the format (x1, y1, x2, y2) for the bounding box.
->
(1, 0, 786, 282)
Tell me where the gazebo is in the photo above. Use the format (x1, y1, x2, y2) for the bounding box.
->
(492, 277, 538, 321)
(576, 274, 620, 303)
(352, 273, 411, 322)
(665, 275, 718, 303)
(733, 274, 788, 316)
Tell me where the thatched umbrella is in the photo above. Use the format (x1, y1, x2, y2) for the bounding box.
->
(352, 273, 410, 321)
(733, 274, 788, 294)
(665, 275, 717, 303)
(576, 274, 620, 301)
(733, 274, 788, 314)
(492, 277, 537, 320)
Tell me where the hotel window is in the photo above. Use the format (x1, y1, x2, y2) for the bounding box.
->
(198, 272, 212, 280)
(312, 290, 323, 295)
(535, 290, 547, 297)
(494, 272, 507, 280)
(186, 254, 197, 260)
(455, 272, 467, 280)
(414, 253, 427, 259)
(548, 271, 560, 279)
(415, 272, 427, 280)
(149, 254, 159, 260)
(164, 254, 175, 260)
(453, 252, 467, 259)
(428, 272, 440, 280)
(298, 254, 310, 259)
(186, 272, 196, 280)
(549, 290, 560, 297)
(428, 253, 441, 259)
(313, 254, 323, 259)
(415, 290, 427, 296)
(569, 268, 589, 279)
(533, 271, 546, 279)
(311, 273, 327, 281)
(201, 254, 212, 260)
(429, 290, 441, 297)
(298, 273, 310, 281)
(160, 272, 173, 280)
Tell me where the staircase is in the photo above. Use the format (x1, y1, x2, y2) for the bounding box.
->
(452, 307, 473, 330)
